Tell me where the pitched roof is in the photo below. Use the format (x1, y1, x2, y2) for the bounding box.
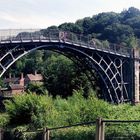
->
(9, 84, 24, 90)
(4, 78, 19, 83)
(26, 73, 43, 81)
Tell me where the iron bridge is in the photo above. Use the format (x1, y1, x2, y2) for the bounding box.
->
(0, 29, 139, 104)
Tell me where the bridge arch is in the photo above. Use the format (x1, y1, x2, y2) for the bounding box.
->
(0, 30, 133, 103)
(0, 42, 131, 103)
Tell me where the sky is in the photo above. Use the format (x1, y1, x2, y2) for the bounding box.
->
(0, 0, 140, 29)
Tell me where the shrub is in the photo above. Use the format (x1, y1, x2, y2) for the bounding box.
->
(26, 83, 47, 95)
(4, 93, 54, 128)
(0, 113, 9, 127)
(51, 126, 95, 140)
(4, 89, 140, 139)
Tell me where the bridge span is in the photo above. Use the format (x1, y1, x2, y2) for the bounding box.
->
(0, 29, 139, 104)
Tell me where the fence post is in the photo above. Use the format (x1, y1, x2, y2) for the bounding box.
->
(96, 118, 101, 140)
(46, 129, 50, 140)
(0, 128, 3, 140)
(101, 121, 105, 140)
(95, 118, 104, 140)
(42, 128, 46, 140)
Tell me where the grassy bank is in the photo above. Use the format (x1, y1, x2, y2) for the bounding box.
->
(1, 90, 140, 139)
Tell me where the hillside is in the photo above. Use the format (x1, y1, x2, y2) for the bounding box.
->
(43, 7, 140, 48)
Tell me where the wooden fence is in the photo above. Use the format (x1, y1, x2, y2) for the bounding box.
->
(1, 118, 140, 140)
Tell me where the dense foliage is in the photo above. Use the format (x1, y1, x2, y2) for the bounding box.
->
(4, 90, 108, 128)
(43, 54, 91, 97)
(4, 94, 53, 128)
(1, 90, 140, 139)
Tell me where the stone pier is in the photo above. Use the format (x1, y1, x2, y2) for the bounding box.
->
(133, 48, 140, 103)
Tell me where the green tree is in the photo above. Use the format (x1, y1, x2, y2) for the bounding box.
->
(43, 54, 91, 97)
(27, 82, 46, 95)
(59, 22, 83, 34)
(121, 7, 140, 20)
(103, 23, 134, 43)
(125, 35, 138, 48)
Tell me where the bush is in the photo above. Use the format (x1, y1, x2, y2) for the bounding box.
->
(3, 126, 42, 140)
(4, 93, 54, 128)
(26, 83, 47, 95)
(4, 89, 140, 139)
(0, 113, 9, 127)
(51, 126, 95, 140)
(48, 89, 111, 127)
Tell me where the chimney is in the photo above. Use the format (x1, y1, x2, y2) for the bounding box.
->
(9, 73, 11, 78)
(19, 73, 24, 86)
(21, 73, 24, 79)
(34, 70, 37, 75)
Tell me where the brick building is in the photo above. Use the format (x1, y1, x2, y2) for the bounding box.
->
(1, 71, 43, 96)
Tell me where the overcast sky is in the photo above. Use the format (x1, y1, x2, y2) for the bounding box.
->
(0, 0, 140, 29)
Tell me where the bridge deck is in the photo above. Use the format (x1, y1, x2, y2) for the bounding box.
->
(0, 29, 132, 58)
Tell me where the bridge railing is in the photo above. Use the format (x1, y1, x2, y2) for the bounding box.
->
(57, 31, 132, 56)
(0, 29, 132, 56)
